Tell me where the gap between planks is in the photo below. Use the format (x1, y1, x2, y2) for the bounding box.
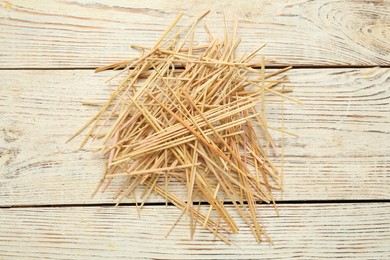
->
(1, 65, 390, 71)
(2, 199, 390, 209)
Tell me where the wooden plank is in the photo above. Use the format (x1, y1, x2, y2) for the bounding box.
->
(0, 203, 389, 259)
(0, 68, 389, 206)
(0, 0, 389, 68)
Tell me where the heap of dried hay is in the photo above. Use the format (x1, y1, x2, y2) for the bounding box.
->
(68, 11, 300, 243)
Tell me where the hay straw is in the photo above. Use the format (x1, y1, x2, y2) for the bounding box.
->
(69, 11, 299, 244)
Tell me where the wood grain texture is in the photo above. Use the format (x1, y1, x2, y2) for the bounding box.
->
(0, 0, 389, 68)
(1, 68, 389, 206)
(0, 203, 389, 259)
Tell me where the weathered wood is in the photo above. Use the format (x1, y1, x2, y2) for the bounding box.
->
(0, 68, 389, 206)
(0, 0, 389, 68)
(0, 203, 389, 259)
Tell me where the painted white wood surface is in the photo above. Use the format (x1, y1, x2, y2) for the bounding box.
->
(1, 68, 389, 206)
(1, 1, 389, 258)
(0, 203, 389, 259)
(0, 0, 389, 68)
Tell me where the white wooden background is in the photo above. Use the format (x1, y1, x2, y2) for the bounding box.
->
(0, 0, 389, 259)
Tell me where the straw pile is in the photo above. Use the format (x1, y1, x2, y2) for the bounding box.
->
(68, 11, 300, 243)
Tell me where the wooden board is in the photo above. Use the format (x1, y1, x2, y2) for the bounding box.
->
(1, 1, 389, 258)
(1, 0, 390, 68)
(1, 68, 389, 206)
(0, 203, 389, 259)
